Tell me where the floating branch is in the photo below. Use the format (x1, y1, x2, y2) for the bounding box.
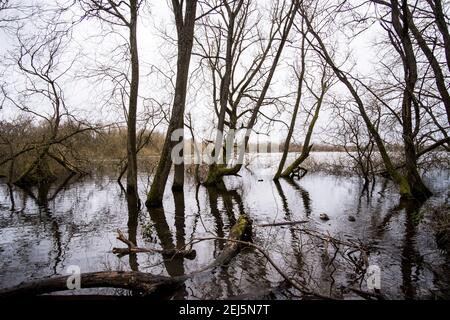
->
(112, 229, 196, 260)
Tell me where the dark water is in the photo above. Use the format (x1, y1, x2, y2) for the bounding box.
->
(0, 153, 449, 299)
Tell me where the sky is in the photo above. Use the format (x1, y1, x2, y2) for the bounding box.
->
(0, 0, 386, 146)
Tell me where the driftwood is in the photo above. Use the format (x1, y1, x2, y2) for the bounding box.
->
(257, 220, 308, 227)
(201, 214, 252, 270)
(112, 229, 196, 259)
(0, 216, 251, 297)
(0, 271, 183, 297)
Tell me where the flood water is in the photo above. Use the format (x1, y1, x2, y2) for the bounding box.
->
(0, 153, 449, 299)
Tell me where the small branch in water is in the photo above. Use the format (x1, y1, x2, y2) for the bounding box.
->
(344, 286, 384, 300)
(113, 229, 196, 259)
(188, 236, 333, 300)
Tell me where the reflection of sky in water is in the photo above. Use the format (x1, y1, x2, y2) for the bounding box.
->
(0, 153, 449, 299)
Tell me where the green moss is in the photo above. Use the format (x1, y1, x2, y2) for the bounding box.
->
(229, 215, 249, 239)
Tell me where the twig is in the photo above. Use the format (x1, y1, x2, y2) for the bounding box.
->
(113, 229, 196, 259)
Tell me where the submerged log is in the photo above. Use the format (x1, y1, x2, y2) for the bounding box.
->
(0, 216, 251, 297)
(203, 214, 252, 270)
(0, 271, 183, 297)
(113, 229, 196, 259)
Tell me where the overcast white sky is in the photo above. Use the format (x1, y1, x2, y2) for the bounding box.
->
(0, 0, 386, 146)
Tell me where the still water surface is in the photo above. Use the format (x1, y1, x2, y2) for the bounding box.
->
(0, 153, 449, 299)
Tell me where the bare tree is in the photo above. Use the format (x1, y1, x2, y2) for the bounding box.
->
(0, 26, 99, 184)
(274, 17, 307, 180)
(387, 0, 432, 198)
(279, 60, 334, 179)
(78, 0, 141, 196)
(299, 0, 426, 200)
(146, 0, 198, 207)
(203, 0, 300, 186)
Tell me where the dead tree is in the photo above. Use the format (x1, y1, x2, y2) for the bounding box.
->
(0, 271, 183, 297)
(0, 212, 252, 297)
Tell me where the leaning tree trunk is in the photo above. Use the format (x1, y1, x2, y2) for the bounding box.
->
(403, 3, 450, 124)
(302, 7, 414, 199)
(275, 23, 306, 180)
(426, 0, 450, 73)
(279, 70, 327, 179)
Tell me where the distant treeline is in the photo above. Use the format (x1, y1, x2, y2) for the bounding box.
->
(0, 119, 165, 181)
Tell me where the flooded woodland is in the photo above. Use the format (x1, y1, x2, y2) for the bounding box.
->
(0, 0, 449, 302)
(1, 153, 449, 299)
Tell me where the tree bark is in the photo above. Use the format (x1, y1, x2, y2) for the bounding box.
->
(0, 271, 182, 297)
(204, 0, 299, 186)
(126, 0, 140, 195)
(200, 214, 251, 270)
(147, 0, 197, 207)
(426, 0, 450, 72)
(275, 22, 306, 179)
(390, 0, 432, 199)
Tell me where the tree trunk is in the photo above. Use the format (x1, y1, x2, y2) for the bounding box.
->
(204, 1, 299, 186)
(206, 3, 241, 184)
(126, 0, 139, 195)
(391, 0, 432, 200)
(275, 23, 306, 179)
(280, 67, 328, 178)
(200, 214, 251, 270)
(147, 0, 197, 207)
(0, 271, 182, 297)
(403, 3, 450, 124)
(0, 212, 251, 297)
(302, 7, 414, 199)
(426, 0, 450, 72)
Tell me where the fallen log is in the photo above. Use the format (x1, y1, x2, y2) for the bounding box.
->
(0, 216, 251, 297)
(0, 271, 183, 297)
(257, 220, 308, 227)
(201, 214, 252, 270)
(112, 229, 196, 259)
